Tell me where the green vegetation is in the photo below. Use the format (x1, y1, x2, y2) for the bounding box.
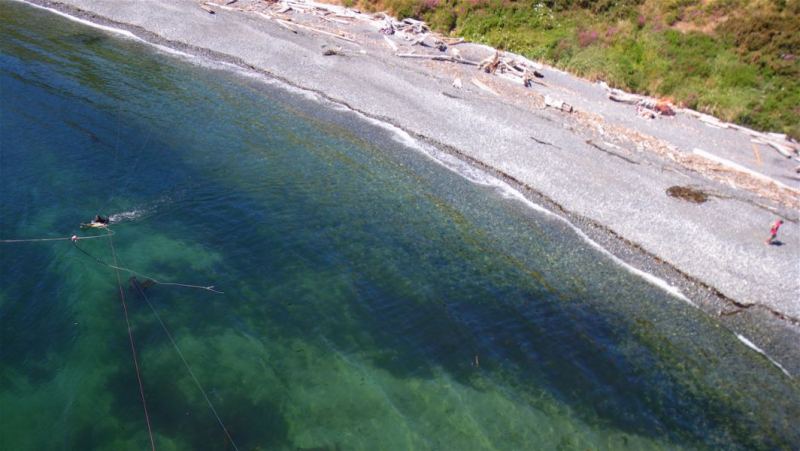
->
(353, 0, 800, 138)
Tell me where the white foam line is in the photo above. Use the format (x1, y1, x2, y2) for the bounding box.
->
(14, 0, 195, 59)
(216, 61, 325, 103)
(18, 0, 692, 307)
(353, 115, 695, 306)
(19, 1, 324, 103)
(736, 334, 793, 378)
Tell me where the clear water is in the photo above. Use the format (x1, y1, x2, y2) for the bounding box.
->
(1, 3, 798, 450)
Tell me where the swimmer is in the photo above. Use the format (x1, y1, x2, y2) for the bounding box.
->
(81, 214, 110, 229)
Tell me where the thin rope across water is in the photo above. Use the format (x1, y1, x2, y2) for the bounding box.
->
(72, 237, 222, 293)
(131, 278, 240, 451)
(0, 229, 114, 243)
(108, 233, 157, 451)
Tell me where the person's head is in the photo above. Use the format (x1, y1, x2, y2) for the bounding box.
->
(778, 219, 784, 225)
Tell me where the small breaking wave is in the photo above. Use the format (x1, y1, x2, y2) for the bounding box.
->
(355, 112, 695, 306)
(736, 334, 792, 378)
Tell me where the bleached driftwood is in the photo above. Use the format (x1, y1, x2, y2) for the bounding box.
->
(471, 78, 498, 96)
(270, 17, 299, 33)
(284, 1, 314, 11)
(395, 53, 479, 66)
(322, 16, 352, 25)
(752, 139, 795, 158)
(441, 37, 465, 45)
(213, 1, 239, 11)
(276, 19, 357, 42)
(693, 148, 799, 192)
(608, 92, 640, 105)
(383, 35, 398, 51)
(544, 95, 573, 113)
(479, 51, 501, 74)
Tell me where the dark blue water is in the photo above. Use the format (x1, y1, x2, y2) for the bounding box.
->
(1, 2, 798, 450)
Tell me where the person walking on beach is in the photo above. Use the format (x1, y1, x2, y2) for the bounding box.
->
(765, 219, 784, 245)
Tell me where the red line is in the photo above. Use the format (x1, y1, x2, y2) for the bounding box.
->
(109, 235, 156, 451)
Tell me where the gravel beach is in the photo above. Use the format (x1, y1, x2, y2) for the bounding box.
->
(12, 0, 800, 375)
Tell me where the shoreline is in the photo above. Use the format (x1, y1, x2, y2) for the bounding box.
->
(8, 0, 799, 376)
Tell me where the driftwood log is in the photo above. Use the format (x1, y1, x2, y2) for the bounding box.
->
(544, 95, 573, 113)
(480, 51, 501, 74)
(471, 78, 498, 96)
(276, 19, 356, 42)
(395, 53, 479, 66)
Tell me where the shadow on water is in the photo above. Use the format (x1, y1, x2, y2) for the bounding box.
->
(2, 2, 799, 450)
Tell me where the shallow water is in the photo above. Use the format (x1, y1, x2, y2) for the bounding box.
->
(1, 3, 798, 450)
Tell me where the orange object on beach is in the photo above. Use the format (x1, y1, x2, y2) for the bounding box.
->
(654, 101, 675, 116)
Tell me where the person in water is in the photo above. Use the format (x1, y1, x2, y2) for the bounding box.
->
(92, 214, 110, 225)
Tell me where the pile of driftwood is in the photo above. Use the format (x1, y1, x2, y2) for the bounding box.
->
(477, 51, 545, 87)
(378, 15, 467, 57)
(690, 112, 800, 161)
(200, 0, 563, 103)
(603, 83, 800, 162)
(199, 0, 365, 26)
(373, 14, 560, 100)
(379, 16, 428, 38)
(749, 134, 800, 161)
(607, 88, 675, 118)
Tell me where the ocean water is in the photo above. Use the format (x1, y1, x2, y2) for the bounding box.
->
(1, 2, 798, 450)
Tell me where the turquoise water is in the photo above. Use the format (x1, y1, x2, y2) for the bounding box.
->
(1, 3, 798, 450)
